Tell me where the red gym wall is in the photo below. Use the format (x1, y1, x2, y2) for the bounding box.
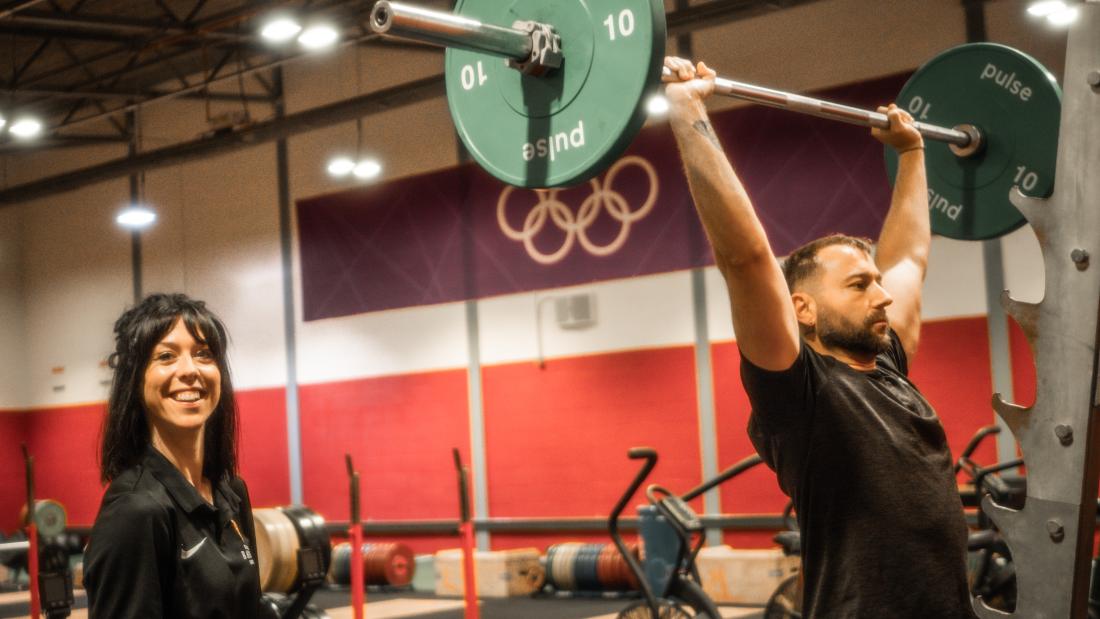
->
(5, 314, 1029, 550)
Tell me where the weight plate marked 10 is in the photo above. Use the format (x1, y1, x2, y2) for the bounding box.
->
(446, 0, 665, 188)
(885, 43, 1061, 241)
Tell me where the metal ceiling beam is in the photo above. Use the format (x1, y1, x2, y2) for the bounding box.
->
(0, 73, 445, 205)
(0, 22, 143, 43)
(0, 0, 826, 206)
(5, 9, 254, 41)
(0, 134, 131, 154)
(667, 0, 827, 36)
(0, 0, 49, 20)
(3, 87, 275, 103)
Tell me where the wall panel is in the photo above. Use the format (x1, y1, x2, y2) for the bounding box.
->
(24, 404, 105, 527)
(482, 347, 703, 520)
(0, 411, 28, 532)
(298, 370, 471, 522)
(237, 387, 292, 508)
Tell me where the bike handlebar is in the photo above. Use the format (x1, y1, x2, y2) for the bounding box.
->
(954, 425, 1001, 474)
(682, 453, 764, 502)
(609, 447, 661, 619)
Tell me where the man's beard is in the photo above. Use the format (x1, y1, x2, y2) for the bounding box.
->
(816, 306, 891, 357)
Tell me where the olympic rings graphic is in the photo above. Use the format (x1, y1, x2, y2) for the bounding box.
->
(496, 156, 660, 265)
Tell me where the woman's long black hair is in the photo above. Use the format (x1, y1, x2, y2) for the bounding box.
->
(100, 293, 239, 484)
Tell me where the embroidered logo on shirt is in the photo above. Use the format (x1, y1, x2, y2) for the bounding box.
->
(229, 519, 256, 566)
(241, 543, 255, 566)
(180, 537, 207, 560)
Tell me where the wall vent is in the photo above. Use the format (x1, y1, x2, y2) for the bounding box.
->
(554, 293, 597, 330)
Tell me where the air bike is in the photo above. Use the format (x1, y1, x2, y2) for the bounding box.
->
(608, 447, 766, 618)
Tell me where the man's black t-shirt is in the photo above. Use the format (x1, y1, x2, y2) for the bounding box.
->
(741, 332, 976, 618)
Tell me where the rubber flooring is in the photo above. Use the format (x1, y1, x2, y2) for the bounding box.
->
(0, 587, 767, 618)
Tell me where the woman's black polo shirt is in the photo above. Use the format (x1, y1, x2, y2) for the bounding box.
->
(84, 447, 262, 618)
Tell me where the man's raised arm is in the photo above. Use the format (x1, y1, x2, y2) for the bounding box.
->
(664, 57, 799, 371)
(871, 104, 929, 361)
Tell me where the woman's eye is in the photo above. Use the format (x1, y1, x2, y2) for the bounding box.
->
(196, 348, 214, 360)
(154, 351, 175, 362)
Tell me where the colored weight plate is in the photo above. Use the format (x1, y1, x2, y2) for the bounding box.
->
(331, 542, 351, 585)
(885, 43, 1061, 240)
(576, 544, 600, 590)
(32, 500, 67, 538)
(549, 544, 566, 590)
(445, 0, 665, 188)
(253, 509, 300, 593)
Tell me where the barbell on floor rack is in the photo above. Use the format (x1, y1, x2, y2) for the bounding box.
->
(369, 0, 1061, 241)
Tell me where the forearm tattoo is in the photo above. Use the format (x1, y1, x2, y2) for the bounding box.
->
(692, 120, 722, 150)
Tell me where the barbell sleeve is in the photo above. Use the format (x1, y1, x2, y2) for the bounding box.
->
(0, 540, 30, 553)
(370, 0, 532, 61)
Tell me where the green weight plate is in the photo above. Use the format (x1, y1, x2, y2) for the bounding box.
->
(885, 43, 1061, 240)
(445, 0, 665, 188)
(33, 500, 67, 538)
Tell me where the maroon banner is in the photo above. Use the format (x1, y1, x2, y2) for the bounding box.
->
(297, 74, 906, 321)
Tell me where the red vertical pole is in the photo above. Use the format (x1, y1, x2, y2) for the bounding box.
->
(27, 522, 41, 619)
(349, 524, 364, 619)
(23, 446, 40, 619)
(346, 457, 365, 619)
(459, 520, 479, 619)
(453, 449, 479, 619)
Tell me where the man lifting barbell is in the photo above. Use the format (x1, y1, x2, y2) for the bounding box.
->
(662, 57, 977, 619)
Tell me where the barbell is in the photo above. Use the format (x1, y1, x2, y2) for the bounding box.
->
(369, 0, 1061, 241)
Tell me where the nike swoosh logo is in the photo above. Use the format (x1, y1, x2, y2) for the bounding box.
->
(181, 537, 207, 560)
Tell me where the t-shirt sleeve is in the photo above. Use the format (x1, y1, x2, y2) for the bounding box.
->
(84, 492, 173, 619)
(739, 342, 818, 432)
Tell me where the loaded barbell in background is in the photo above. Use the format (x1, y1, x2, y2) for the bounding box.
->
(369, 0, 1061, 241)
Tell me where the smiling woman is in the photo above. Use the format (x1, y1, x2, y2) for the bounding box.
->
(82, 293, 263, 619)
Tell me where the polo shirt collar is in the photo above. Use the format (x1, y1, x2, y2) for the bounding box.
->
(143, 446, 219, 515)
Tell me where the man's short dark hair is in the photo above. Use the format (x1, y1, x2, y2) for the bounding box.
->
(782, 234, 874, 292)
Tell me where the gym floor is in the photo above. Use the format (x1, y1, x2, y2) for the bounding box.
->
(0, 588, 767, 618)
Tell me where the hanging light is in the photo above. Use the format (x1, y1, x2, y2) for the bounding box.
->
(1046, 5, 1079, 25)
(116, 206, 157, 229)
(298, 23, 339, 49)
(352, 159, 382, 180)
(327, 156, 356, 177)
(1026, 0, 1066, 16)
(261, 16, 302, 42)
(9, 117, 43, 139)
(1026, 0, 1080, 25)
(646, 94, 669, 116)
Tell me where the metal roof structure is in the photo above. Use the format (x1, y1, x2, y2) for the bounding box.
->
(0, 0, 824, 200)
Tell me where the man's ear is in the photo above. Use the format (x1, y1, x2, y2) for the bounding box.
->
(791, 291, 816, 331)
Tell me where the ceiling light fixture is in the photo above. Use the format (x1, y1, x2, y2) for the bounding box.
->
(116, 206, 157, 229)
(646, 94, 670, 116)
(1046, 5, 1080, 25)
(298, 24, 339, 50)
(1027, 0, 1067, 16)
(327, 156, 356, 177)
(261, 16, 303, 42)
(353, 159, 382, 179)
(9, 118, 43, 139)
